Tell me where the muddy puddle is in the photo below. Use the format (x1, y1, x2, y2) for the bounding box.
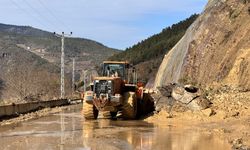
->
(0, 105, 231, 150)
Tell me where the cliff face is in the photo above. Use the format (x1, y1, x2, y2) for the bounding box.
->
(155, 0, 250, 89)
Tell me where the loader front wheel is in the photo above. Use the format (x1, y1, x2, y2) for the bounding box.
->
(82, 102, 98, 119)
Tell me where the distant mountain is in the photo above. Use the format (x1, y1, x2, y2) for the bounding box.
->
(108, 14, 198, 84)
(0, 23, 53, 37)
(0, 23, 120, 103)
(0, 23, 120, 72)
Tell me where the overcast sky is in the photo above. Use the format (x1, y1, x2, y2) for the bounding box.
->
(0, 0, 207, 49)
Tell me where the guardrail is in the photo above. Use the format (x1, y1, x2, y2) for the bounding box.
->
(0, 98, 83, 119)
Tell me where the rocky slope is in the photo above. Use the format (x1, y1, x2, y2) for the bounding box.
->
(154, 0, 250, 90)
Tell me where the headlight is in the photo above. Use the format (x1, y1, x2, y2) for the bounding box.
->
(108, 81, 112, 88)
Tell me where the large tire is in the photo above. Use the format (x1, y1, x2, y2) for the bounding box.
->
(122, 92, 137, 119)
(98, 111, 112, 119)
(98, 111, 117, 119)
(82, 102, 98, 119)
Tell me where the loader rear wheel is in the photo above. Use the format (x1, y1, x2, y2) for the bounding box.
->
(82, 102, 98, 119)
(122, 92, 137, 119)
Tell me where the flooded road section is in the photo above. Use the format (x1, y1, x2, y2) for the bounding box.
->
(0, 105, 231, 150)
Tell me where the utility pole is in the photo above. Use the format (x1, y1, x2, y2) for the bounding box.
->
(83, 70, 87, 92)
(72, 58, 75, 94)
(61, 33, 65, 99)
(54, 32, 72, 99)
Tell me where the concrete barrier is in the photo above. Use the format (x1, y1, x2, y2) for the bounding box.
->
(0, 99, 70, 118)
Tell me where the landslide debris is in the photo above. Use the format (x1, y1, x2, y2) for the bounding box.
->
(148, 0, 250, 148)
(146, 85, 250, 148)
(151, 83, 211, 114)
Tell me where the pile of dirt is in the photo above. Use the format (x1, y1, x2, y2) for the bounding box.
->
(208, 85, 250, 119)
(146, 86, 250, 148)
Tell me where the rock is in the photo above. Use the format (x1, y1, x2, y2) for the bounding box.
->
(230, 138, 250, 150)
(231, 111, 240, 117)
(187, 97, 211, 110)
(152, 83, 211, 112)
(171, 102, 189, 112)
(172, 84, 201, 104)
(201, 108, 215, 117)
(154, 96, 175, 113)
(157, 83, 176, 97)
(171, 86, 185, 101)
(172, 89, 198, 104)
(150, 93, 162, 102)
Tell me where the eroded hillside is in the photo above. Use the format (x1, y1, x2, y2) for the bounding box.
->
(155, 0, 250, 89)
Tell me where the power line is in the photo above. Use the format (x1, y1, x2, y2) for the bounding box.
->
(36, 0, 71, 32)
(22, 0, 63, 31)
(9, 0, 50, 29)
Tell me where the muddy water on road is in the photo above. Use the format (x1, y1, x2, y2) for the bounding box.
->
(0, 105, 231, 150)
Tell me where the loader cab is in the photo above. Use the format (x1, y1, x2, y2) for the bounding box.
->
(102, 61, 129, 81)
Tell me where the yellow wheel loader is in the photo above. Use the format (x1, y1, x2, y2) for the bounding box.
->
(82, 61, 146, 120)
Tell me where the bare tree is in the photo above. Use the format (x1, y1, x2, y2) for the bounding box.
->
(3, 64, 62, 102)
(35, 69, 61, 99)
(4, 64, 34, 101)
(0, 78, 4, 101)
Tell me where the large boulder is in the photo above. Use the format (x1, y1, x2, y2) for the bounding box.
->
(172, 85, 199, 104)
(151, 83, 211, 112)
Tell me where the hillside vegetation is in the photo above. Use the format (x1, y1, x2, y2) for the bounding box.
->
(109, 14, 198, 83)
